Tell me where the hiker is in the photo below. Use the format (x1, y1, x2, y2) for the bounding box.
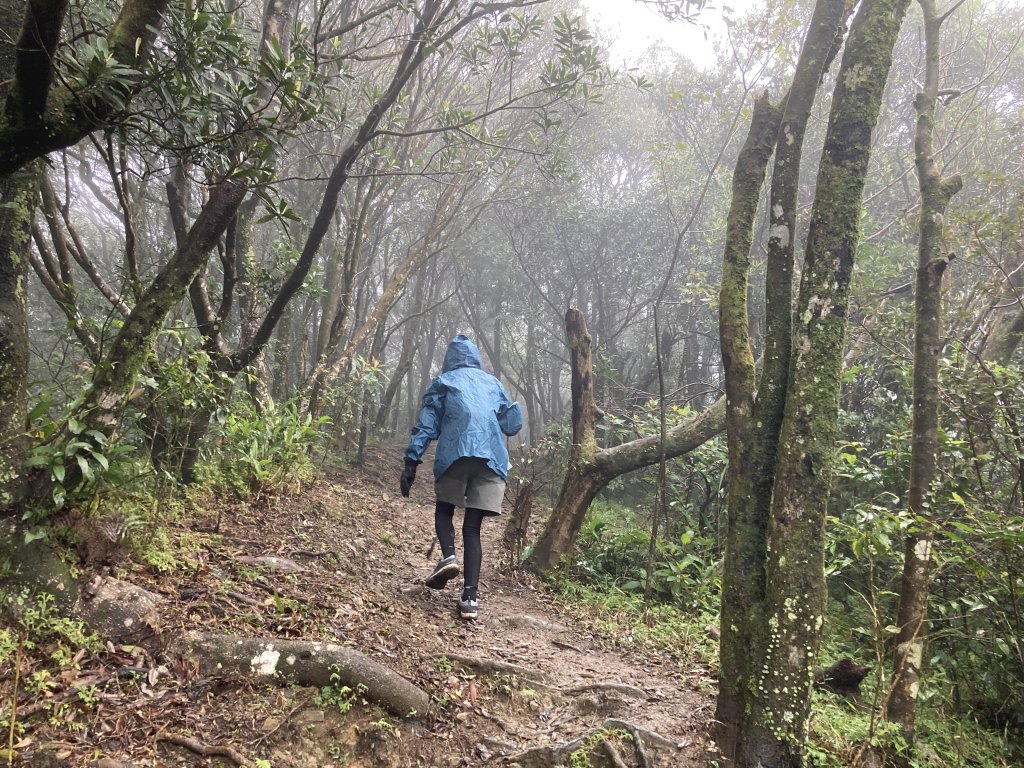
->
(400, 334, 523, 619)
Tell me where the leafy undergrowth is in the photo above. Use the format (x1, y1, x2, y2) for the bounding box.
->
(1, 447, 716, 767)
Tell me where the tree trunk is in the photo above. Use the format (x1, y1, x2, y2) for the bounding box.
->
(526, 309, 604, 570)
(715, 89, 785, 762)
(525, 309, 726, 573)
(0, 165, 37, 513)
(0, 0, 170, 176)
(742, 1, 911, 763)
(716, 0, 850, 759)
(884, 0, 962, 744)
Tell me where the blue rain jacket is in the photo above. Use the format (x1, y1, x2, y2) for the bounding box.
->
(405, 335, 523, 481)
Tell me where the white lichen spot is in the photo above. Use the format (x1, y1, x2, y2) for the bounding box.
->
(251, 647, 281, 676)
(785, 634, 804, 661)
(785, 128, 795, 146)
(807, 295, 834, 319)
(123, 618, 134, 627)
(908, 640, 924, 671)
(931, 212, 943, 225)
(286, 654, 297, 666)
(913, 538, 932, 562)
(96, 392, 120, 410)
(845, 62, 869, 89)
(769, 223, 790, 248)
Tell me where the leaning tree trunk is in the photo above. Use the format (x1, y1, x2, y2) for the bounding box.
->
(525, 309, 727, 573)
(884, 0, 962, 745)
(740, 1, 912, 764)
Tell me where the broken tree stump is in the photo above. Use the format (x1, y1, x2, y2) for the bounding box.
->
(814, 658, 871, 696)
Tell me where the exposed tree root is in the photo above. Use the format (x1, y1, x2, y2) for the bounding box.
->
(506, 719, 677, 768)
(601, 739, 632, 768)
(602, 718, 679, 750)
(443, 652, 550, 683)
(175, 632, 430, 717)
(158, 732, 251, 766)
(565, 682, 647, 699)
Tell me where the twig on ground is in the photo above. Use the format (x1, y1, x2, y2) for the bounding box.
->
(16, 669, 146, 719)
(226, 589, 263, 608)
(550, 638, 585, 653)
(253, 691, 317, 744)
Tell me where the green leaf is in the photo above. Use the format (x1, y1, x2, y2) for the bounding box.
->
(28, 398, 52, 422)
(89, 450, 109, 471)
(24, 527, 48, 544)
(76, 454, 94, 482)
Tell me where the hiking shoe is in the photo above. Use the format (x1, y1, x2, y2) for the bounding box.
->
(425, 555, 459, 589)
(458, 596, 479, 620)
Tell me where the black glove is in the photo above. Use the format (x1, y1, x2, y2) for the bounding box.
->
(400, 459, 418, 497)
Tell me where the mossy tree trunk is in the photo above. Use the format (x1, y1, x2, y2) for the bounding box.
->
(716, 1, 851, 759)
(0, 0, 169, 506)
(0, 0, 169, 176)
(0, 167, 37, 514)
(737, 0, 911, 764)
(884, 0, 962, 745)
(525, 309, 727, 573)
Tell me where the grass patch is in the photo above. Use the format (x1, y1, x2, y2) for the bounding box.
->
(549, 577, 719, 671)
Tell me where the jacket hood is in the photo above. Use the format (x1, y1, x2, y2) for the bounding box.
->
(442, 334, 483, 372)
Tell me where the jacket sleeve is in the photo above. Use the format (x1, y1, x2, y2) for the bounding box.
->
(497, 386, 523, 437)
(405, 378, 445, 463)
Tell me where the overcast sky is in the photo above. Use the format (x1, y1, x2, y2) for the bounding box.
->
(582, 0, 760, 68)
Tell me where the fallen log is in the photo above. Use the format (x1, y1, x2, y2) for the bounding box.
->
(175, 632, 430, 718)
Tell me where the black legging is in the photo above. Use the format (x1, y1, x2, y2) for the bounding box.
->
(435, 501, 485, 600)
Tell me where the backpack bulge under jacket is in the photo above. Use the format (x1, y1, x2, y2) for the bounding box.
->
(404, 335, 523, 481)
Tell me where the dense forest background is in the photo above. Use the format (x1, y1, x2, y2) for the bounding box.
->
(2, 0, 1023, 765)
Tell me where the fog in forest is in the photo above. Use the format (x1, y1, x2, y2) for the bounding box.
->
(2, 0, 1023, 765)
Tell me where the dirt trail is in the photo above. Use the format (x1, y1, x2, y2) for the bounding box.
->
(13, 448, 717, 767)
(251, 448, 716, 766)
